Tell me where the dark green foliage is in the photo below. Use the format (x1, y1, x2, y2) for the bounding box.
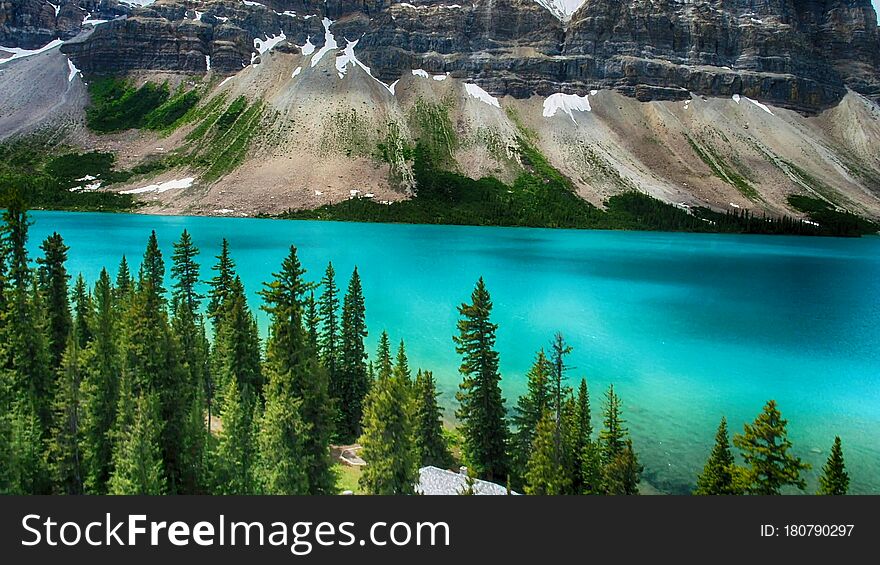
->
(37, 232, 72, 370)
(599, 384, 627, 465)
(10, 400, 50, 494)
(358, 332, 418, 495)
(71, 274, 93, 348)
(733, 400, 810, 495)
(215, 96, 248, 132)
(213, 377, 258, 495)
(319, 263, 341, 409)
(79, 269, 119, 494)
(525, 410, 567, 495)
(454, 277, 509, 482)
(817, 436, 849, 495)
(511, 350, 552, 484)
(787, 195, 878, 237)
(86, 78, 170, 133)
(336, 267, 369, 443)
(694, 417, 742, 495)
(261, 246, 335, 494)
(603, 439, 643, 495)
(108, 392, 166, 495)
(256, 393, 309, 495)
(207, 238, 235, 330)
(413, 370, 453, 469)
(50, 332, 84, 494)
(144, 90, 201, 132)
(213, 276, 263, 402)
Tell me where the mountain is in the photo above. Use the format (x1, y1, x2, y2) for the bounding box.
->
(1, 0, 879, 225)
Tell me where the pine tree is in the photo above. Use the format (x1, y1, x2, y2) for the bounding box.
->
(358, 332, 417, 495)
(115, 255, 133, 299)
(213, 276, 263, 403)
(9, 399, 50, 494)
(213, 377, 258, 494)
(37, 232, 72, 371)
(256, 394, 309, 494)
(549, 333, 573, 426)
(580, 440, 603, 495)
(733, 400, 810, 495)
(413, 370, 453, 468)
(305, 290, 319, 353)
(79, 269, 119, 493)
(511, 350, 552, 483)
(318, 262, 340, 391)
(603, 439, 643, 495)
(108, 393, 166, 495)
(207, 238, 235, 329)
(817, 436, 849, 495)
(394, 339, 412, 387)
(694, 417, 741, 495)
(139, 231, 166, 300)
(170, 230, 209, 493)
(599, 384, 627, 465)
(337, 267, 369, 442)
(50, 332, 84, 494)
(525, 410, 568, 495)
(260, 245, 334, 494)
(454, 277, 509, 482)
(71, 274, 93, 348)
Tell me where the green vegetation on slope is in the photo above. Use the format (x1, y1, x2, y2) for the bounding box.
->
(0, 141, 135, 211)
(787, 195, 879, 237)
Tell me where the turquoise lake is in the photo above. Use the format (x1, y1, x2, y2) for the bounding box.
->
(27, 211, 880, 494)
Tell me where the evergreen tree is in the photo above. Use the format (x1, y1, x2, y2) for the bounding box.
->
(213, 276, 263, 403)
(337, 267, 369, 442)
(79, 269, 119, 493)
(305, 290, 319, 353)
(318, 262, 340, 388)
(413, 370, 453, 468)
(358, 332, 417, 495)
(256, 394, 309, 494)
(37, 232, 72, 371)
(525, 410, 568, 495)
(139, 231, 166, 300)
(394, 339, 412, 387)
(50, 332, 84, 494)
(733, 400, 810, 495)
(108, 393, 166, 495)
(549, 333, 573, 426)
(114, 255, 133, 310)
(207, 238, 235, 329)
(694, 417, 741, 495)
(511, 350, 552, 483)
(453, 277, 509, 482)
(10, 399, 50, 494)
(213, 377, 258, 494)
(599, 384, 627, 465)
(603, 439, 642, 495)
(71, 274, 93, 348)
(817, 436, 849, 495)
(580, 440, 603, 495)
(260, 245, 334, 494)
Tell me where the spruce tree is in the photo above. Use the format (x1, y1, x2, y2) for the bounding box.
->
(817, 436, 849, 495)
(256, 394, 309, 494)
(358, 332, 417, 495)
(454, 277, 509, 482)
(413, 370, 453, 468)
(525, 410, 568, 495)
(71, 274, 93, 348)
(50, 332, 84, 494)
(511, 350, 552, 483)
(694, 417, 741, 495)
(305, 290, 319, 353)
(114, 255, 133, 306)
(603, 439, 642, 495)
(37, 232, 72, 371)
(599, 384, 627, 464)
(79, 269, 119, 493)
(337, 267, 369, 442)
(260, 245, 334, 494)
(213, 276, 263, 403)
(213, 377, 258, 494)
(207, 238, 235, 329)
(108, 393, 166, 495)
(733, 400, 809, 495)
(318, 262, 340, 389)
(580, 440, 603, 495)
(10, 399, 50, 494)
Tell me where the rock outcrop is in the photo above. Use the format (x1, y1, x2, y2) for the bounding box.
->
(3, 0, 879, 112)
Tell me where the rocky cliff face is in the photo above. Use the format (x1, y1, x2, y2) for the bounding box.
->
(3, 0, 879, 111)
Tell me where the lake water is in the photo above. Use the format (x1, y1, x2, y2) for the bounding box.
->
(27, 211, 880, 494)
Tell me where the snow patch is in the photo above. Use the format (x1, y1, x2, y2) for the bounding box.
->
(82, 15, 110, 26)
(242, 0, 264, 6)
(336, 38, 397, 94)
(412, 69, 430, 78)
(121, 178, 195, 195)
(310, 18, 337, 67)
(732, 94, 741, 103)
(433, 73, 449, 81)
(218, 76, 234, 88)
(542, 92, 591, 123)
(205, 55, 211, 71)
(0, 38, 63, 65)
(745, 96, 774, 115)
(253, 31, 286, 60)
(49, 3, 61, 16)
(66, 58, 81, 82)
(299, 36, 315, 56)
(292, 66, 302, 78)
(193, 10, 203, 21)
(214, 209, 234, 214)
(464, 83, 500, 108)
(533, 0, 587, 22)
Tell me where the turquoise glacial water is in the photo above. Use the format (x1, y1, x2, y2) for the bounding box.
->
(27, 211, 880, 494)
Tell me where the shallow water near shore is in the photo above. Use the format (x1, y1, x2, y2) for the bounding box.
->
(27, 211, 880, 494)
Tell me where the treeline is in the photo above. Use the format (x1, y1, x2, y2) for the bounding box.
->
(0, 202, 854, 495)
